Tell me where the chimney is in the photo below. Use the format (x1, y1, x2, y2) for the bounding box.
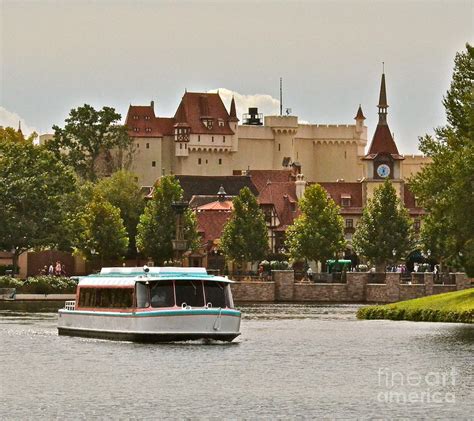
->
(295, 174, 306, 200)
(150, 100, 154, 110)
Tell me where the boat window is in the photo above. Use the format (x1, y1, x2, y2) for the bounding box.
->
(203, 281, 226, 308)
(150, 281, 175, 308)
(175, 281, 204, 307)
(136, 282, 149, 308)
(78, 287, 133, 308)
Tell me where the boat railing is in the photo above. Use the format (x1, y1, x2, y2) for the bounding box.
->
(64, 300, 76, 310)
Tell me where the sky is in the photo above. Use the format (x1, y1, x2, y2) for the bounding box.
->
(1, 0, 472, 154)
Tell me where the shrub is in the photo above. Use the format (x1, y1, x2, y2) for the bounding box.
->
(21, 276, 77, 294)
(0, 276, 24, 289)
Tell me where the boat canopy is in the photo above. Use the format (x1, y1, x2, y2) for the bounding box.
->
(78, 267, 234, 287)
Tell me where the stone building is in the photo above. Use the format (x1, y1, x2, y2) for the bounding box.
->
(125, 74, 430, 187)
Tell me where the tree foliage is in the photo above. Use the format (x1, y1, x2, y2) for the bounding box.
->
(136, 176, 199, 265)
(0, 127, 77, 271)
(352, 180, 413, 270)
(96, 171, 144, 257)
(75, 192, 129, 262)
(409, 43, 474, 275)
(50, 104, 133, 181)
(285, 183, 345, 264)
(220, 187, 268, 265)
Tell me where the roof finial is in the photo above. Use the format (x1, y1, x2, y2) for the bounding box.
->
(382, 61, 385, 74)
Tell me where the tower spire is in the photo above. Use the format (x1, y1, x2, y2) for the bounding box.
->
(229, 95, 239, 122)
(377, 70, 388, 125)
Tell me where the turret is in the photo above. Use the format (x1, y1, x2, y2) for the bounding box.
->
(354, 104, 366, 135)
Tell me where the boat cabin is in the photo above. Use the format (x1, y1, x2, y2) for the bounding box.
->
(75, 267, 234, 312)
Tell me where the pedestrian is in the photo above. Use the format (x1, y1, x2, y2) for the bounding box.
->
(55, 261, 62, 276)
(48, 263, 54, 276)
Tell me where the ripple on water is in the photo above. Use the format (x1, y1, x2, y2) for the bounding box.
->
(0, 303, 472, 419)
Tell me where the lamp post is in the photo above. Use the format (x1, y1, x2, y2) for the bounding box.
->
(171, 201, 189, 266)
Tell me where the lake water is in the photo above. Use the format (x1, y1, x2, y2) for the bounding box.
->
(0, 303, 472, 419)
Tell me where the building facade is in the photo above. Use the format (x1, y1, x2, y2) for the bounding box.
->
(125, 75, 430, 187)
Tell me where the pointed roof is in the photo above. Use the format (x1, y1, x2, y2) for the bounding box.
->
(174, 101, 190, 128)
(378, 73, 388, 108)
(354, 105, 366, 120)
(17, 120, 23, 135)
(229, 96, 239, 122)
(365, 124, 403, 159)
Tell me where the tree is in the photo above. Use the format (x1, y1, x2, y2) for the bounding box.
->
(352, 180, 413, 271)
(96, 171, 144, 257)
(0, 127, 77, 272)
(50, 104, 133, 181)
(136, 176, 199, 265)
(75, 192, 129, 263)
(285, 183, 345, 266)
(409, 44, 474, 275)
(220, 187, 268, 267)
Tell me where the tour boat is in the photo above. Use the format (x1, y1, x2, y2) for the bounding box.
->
(58, 266, 241, 342)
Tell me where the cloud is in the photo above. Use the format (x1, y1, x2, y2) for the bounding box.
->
(0, 107, 38, 136)
(208, 88, 280, 120)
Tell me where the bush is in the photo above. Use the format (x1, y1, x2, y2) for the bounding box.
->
(21, 276, 77, 294)
(0, 276, 24, 289)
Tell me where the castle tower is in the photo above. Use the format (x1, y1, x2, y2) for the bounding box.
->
(354, 104, 366, 135)
(362, 72, 405, 201)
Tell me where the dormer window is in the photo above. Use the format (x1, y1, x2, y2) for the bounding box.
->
(133, 115, 139, 120)
(144, 116, 151, 120)
(218, 119, 224, 127)
(133, 127, 140, 132)
(145, 127, 152, 133)
(341, 194, 351, 207)
(203, 119, 213, 129)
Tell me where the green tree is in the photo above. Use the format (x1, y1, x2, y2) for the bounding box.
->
(96, 171, 144, 257)
(75, 192, 129, 263)
(352, 180, 413, 271)
(285, 183, 345, 266)
(409, 44, 474, 275)
(0, 127, 77, 272)
(136, 176, 198, 265)
(220, 187, 268, 267)
(50, 104, 133, 181)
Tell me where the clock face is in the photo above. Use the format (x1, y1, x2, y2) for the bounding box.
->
(377, 164, 391, 178)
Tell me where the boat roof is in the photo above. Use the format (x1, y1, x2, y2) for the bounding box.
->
(78, 267, 234, 287)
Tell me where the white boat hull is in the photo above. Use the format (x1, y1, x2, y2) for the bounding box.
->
(58, 308, 241, 342)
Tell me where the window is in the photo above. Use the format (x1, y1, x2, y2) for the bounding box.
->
(218, 119, 224, 127)
(180, 143, 182, 149)
(414, 219, 421, 232)
(341, 195, 351, 207)
(133, 115, 139, 120)
(133, 127, 140, 132)
(198, 158, 202, 165)
(152, 161, 156, 167)
(198, 135, 201, 142)
(223, 136, 226, 143)
(205, 159, 208, 164)
(146, 143, 150, 149)
(175, 281, 204, 307)
(136, 282, 149, 308)
(278, 143, 281, 151)
(78, 288, 133, 308)
(203, 281, 226, 307)
(345, 219, 353, 228)
(150, 281, 175, 308)
(212, 136, 214, 142)
(218, 158, 222, 165)
(145, 127, 152, 133)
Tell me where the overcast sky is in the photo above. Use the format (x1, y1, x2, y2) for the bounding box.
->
(1, 0, 472, 153)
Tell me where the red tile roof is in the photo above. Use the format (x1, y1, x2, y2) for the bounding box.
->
(248, 169, 294, 193)
(365, 124, 403, 159)
(197, 200, 234, 211)
(258, 181, 300, 230)
(318, 182, 363, 208)
(197, 211, 232, 245)
(125, 105, 162, 138)
(174, 92, 235, 135)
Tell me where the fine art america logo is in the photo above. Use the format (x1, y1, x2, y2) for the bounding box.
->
(377, 367, 457, 404)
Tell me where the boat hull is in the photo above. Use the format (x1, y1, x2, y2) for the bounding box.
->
(57, 308, 241, 343)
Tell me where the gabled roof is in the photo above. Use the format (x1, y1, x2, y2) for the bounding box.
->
(125, 105, 162, 138)
(174, 92, 235, 135)
(248, 169, 294, 193)
(258, 181, 299, 230)
(197, 200, 234, 211)
(175, 175, 258, 201)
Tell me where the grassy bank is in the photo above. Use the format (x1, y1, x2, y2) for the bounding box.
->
(357, 289, 474, 323)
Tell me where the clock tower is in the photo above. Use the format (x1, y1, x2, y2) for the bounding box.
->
(362, 72, 405, 200)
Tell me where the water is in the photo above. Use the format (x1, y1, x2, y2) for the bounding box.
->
(0, 303, 472, 419)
